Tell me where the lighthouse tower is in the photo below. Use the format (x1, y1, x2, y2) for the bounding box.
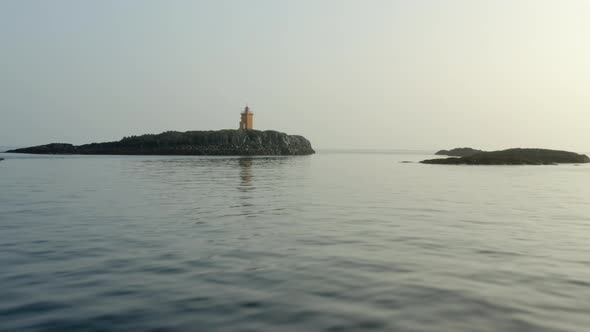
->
(239, 105, 254, 129)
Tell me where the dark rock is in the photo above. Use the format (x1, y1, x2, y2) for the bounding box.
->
(10, 143, 77, 154)
(435, 147, 484, 157)
(7, 130, 315, 156)
(422, 148, 590, 165)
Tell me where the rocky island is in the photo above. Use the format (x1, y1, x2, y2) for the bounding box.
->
(435, 147, 483, 157)
(6, 130, 315, 156)
(422, 148, 590, 165)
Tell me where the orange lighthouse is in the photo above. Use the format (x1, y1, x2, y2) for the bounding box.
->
(239, 105, 253, 129)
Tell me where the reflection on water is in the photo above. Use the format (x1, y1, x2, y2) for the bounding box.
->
(239, 158, 253, 189)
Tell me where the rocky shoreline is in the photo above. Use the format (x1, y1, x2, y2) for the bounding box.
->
(6, 130, 315, 156)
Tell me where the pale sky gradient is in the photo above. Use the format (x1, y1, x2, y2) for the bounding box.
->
(2, 0, 590, 151)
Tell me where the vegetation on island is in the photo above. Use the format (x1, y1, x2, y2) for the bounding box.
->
(6, 130, 315, 156)
(422, 148, 590, 165)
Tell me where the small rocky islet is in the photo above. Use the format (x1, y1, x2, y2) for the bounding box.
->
(6, 130, 315, 156)
(422, 148, 590, 165)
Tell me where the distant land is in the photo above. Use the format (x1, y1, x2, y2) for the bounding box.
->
(435, 147, 483, 157)
(6, 130, 315, 156)
(422, 148, 590, 165)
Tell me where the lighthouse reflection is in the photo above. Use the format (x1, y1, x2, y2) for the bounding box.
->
(238, 157, 254, 190)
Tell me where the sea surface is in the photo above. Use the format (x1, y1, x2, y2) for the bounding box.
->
(1, 151, 590, 332)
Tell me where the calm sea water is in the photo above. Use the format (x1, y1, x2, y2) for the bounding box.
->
(1, 151, 590, 332)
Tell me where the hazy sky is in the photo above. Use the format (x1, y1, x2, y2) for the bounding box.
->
(2, 0, 590, 151)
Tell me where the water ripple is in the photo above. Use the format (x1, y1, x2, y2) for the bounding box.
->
(1, 154, 590, 331)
